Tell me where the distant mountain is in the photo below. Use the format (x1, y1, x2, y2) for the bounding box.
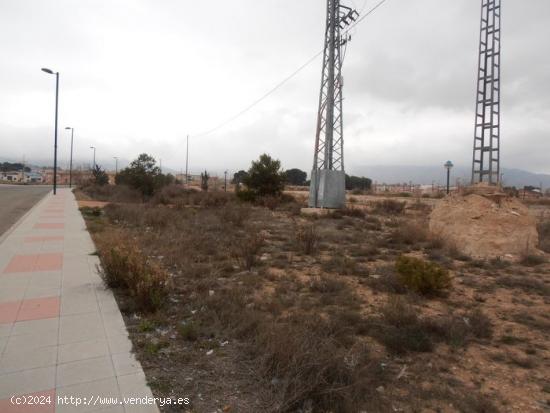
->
(350, 165, 550, 189)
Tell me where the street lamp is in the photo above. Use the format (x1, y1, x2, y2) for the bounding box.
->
(90, 146, 96, 170)
(65, 127, 74, 188)
(444, 161, 454, 195)
(224, 170, 228, 192)
(42, 68, 59, 195)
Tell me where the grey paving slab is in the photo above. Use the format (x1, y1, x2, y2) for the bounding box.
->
(0, 189, 159, 411)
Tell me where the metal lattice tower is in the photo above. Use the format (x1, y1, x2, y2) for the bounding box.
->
(309, 0, 358, 208)
(472, 0, 501, 185)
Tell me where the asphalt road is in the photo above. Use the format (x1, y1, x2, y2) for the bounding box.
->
(0, 185, 52, 238)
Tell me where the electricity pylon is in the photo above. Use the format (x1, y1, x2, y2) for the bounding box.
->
(309, 0, 358, 208)
(472, 0, 501, 185)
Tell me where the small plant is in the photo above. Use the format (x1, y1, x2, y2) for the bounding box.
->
(98, 236, 169, 312)
(376, 297, 433, 354)
(395, 255, 451, 295)
(178, 321, 199, 341)
(520, 254, 546, 267)
(467, 308, 493, 339)
(138, 319, 156, 332)
(373, 199, 406, 215)
(295, 223, 318, 255)
(201, 170, 209, 192)
(233, 230, 265, 270)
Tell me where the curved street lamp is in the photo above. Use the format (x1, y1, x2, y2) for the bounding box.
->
(42, 68, 59, 194)
(444, 161, 454, 195)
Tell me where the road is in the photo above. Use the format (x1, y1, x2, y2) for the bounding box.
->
(0, 185, 51, 237)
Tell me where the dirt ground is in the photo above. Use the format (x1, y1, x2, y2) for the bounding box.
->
(78, 186, 550, 413)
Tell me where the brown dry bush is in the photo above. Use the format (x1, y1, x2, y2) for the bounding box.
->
(80, 183, 142, 203)
(538, 220, 550, 253)
(232, 228, 265, 270)
(372, 199, 406, 215)
(294, 223, 319, 255)
(254, 315, 385, 413)
(389, 221, 428, 245)
(97, 233, 169, 312)
(372, 297, 434, 354)
(322, 255, 361, 276)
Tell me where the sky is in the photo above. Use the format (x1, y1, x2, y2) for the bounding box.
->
(0, 0, 549, 177)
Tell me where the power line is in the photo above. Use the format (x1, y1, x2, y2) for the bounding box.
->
(192, 0, 390, 138)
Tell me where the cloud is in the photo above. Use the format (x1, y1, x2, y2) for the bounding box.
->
(0, 0, 549, 175)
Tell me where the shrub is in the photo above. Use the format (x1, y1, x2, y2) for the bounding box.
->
(241, 154, 286, 200)
(389, 221, 428, 245)
(468, 308, 493, 339)
(538, 220, 550, 253)
(520, 254, 546, 267)
(178, 321, 199, 341)
(92, 165, 109, 186)
(255, 314, 380, 412)
(98, 235, 169, 312)
(232, 230, 265, 270)
(373, 199, 406, 215)
(115, 153, 170, 197)
(376, 297, 433, 353)
(395, 255, 451, 295)
(295, 223, 318, 255)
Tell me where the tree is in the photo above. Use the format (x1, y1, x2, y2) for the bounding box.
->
(201, 171, 209, 192)
(92, 165, 109, 186)
(232, 170, 248, 185)
(345, 175, 372, 191)
(116, 153, 162, 196)
(285, 168, 307, 186)
(241, 154, 286, 198)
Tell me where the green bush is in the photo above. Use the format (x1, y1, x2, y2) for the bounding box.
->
(241, 154, 286, 200)
(395, 255, 451, 295)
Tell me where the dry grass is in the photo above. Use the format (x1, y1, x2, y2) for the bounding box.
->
(79, 188, 550, 412)
(294, 223, 318, 255)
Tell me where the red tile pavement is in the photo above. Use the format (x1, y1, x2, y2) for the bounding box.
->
(3, 253, 63, 274)
(0, 389, 56, 412)
(33, 223, 64, 230)
(24, 236, 64, 243)
(17, 297, 60, 322)
(0, 301, 21, 324)
(0, 297, 59, 324)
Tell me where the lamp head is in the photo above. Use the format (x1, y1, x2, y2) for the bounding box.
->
(41, 68, 54, 74)
(444, 161, 454, 170)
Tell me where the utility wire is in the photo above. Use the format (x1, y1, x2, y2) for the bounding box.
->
(192, 0, 389, 138)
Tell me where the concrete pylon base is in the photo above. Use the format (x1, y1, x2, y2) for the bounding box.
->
(308, 169, 346, 209)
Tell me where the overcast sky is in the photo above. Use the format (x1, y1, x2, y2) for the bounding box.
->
(1, 0, 549, 176)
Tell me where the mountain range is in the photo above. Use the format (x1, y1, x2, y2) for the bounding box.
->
(350, 165, 550, 189)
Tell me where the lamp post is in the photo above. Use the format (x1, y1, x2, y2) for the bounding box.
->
(444, 161, 454, 195)
(224, 170, 228, 192)
(113, 157, 118, 175)
(90, 146, 96, 170)
(65, 127, 74, 188)
(42, 68, 59, 195)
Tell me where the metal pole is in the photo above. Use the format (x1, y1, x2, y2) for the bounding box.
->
(185, 135, 189, 187)
(446, 169, 450, 195)
(53, 72, 59, 195)
(114, 157, 118, 175)
(224, 170, 227, 192)
(69, 128, 74, 188)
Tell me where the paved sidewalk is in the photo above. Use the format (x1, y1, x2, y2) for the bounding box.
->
(0, 189, 159, 412)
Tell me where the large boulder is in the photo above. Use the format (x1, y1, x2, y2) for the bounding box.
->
(429, 193, 539, 259)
